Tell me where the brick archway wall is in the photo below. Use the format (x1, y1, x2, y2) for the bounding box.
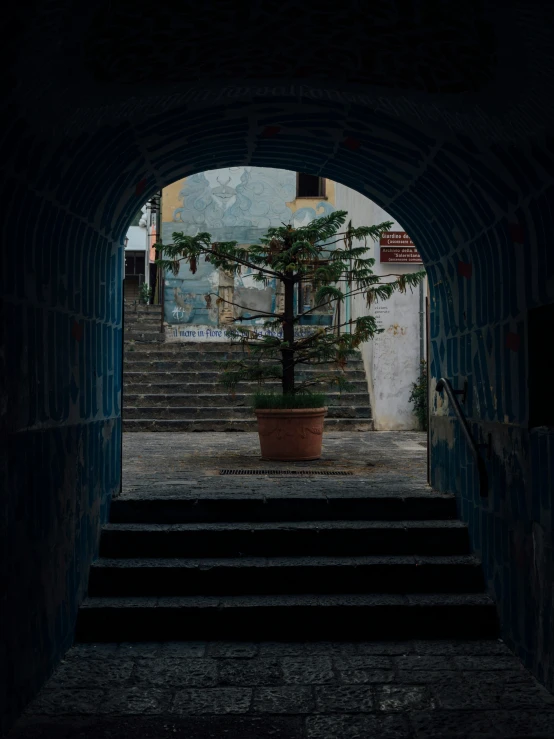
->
(2, 0, 554, 729)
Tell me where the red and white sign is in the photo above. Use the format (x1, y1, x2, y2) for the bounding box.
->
(379, 231, 422, 263)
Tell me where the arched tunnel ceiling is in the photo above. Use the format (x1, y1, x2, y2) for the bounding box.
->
(82, 2, 496, 93)
(8, 0, 554, 141)
(4, 0, 554, 277)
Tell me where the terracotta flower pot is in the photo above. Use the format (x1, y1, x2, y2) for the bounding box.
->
(254, 407, 328, 461)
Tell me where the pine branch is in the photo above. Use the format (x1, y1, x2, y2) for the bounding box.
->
(157, 211, 421, 396)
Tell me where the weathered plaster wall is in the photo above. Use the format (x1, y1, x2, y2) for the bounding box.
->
(125, 224, 146, 251)
(335, 185, 427, 430)
(161, 167, 336, 329)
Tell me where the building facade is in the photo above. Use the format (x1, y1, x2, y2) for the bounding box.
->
(160, 167, 427, 430)
(124, 199, 160, 301)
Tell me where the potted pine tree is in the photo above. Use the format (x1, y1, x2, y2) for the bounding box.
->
(156, 211, 425, 460)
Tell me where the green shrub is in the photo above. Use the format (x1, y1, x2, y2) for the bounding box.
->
(253, 392, 326, 410)
(139, 283, 152, 304)
(409, 359, 428, 431)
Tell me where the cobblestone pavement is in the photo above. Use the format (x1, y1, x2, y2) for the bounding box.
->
(121, 430, 430, 498)
(11, 640, 554, 738)
(9, 433, 554, 737)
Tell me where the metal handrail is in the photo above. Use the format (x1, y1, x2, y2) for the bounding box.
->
(435, 377, 489, 497)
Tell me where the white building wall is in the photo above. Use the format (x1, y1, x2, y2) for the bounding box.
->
(124, 225, 147, 251)
(334, 184, 427, 430)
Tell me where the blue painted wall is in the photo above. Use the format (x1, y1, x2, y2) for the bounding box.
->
(0, 184, 124, 730)
(162, 166, 335, 327)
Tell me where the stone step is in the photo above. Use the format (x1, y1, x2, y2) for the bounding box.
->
(123, 354, 365, 368)
(110, 494, 458, 524)
(123, 365, 367, 378)
(122, 418, 372, 431)
(124, 331, 165, 342)
(99, 520, 470, 558)
(124, 303, 163, 314)
(124, 318, 164, 329)
(123, 306, 163, 321)
(88, 554, 485, 597)
(123, 405, 370, 420)
(123, 380, 370, 393)
(125, 342, 363, 358)
(124, 319, 163, 327)
(75, 593, 499, 641)
(123, 392, 371, 408)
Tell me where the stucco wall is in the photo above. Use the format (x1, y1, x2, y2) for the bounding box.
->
(335, 185, 427, 430)
(124, 224, 146, 251)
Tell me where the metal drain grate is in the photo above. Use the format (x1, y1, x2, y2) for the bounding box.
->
(219, 469, 354, 476)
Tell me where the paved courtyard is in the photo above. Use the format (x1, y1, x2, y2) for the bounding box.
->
(9, 432, 554, 738)
(121, 430, 430, 498)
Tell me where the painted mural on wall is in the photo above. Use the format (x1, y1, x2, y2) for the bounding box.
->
(162, 167, 335, 328)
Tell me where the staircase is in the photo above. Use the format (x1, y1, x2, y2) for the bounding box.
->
(76, 488, 498, 641)
(123, 302, 373, 431)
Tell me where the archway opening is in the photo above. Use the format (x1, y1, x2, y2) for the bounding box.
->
(5, 83, 554, 731)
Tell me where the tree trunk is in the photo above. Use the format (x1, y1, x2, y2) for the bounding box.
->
(281, 276, 295, 394)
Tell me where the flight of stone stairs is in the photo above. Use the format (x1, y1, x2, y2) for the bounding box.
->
(123, 301, 373, 431)
(76, 485, 498, 641)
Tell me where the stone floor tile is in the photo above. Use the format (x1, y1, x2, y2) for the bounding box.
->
(430, 680, 554, 712)
(23, 690, 106, 716)
(408, 709, 496, 737)
(281, 657, 335, 684)
(500, 682, 554, 708)
(9, 715, 305, 739)
(413, 640, 510, 657)
(207, 642, 259, 659)
(334, 655, 393, 670)
(377, 685, 433, 712)
(132, 657, 218, 687)
(258, 642, 358, 657)
(333, 655, 395, 684)
(258, 642, 317, 657)
(101, 688, 172, 714)
(396, 670, 462, 684)
(338, 667, 396, 684)
(452, 655, 525, 671)
(63, 644, 119, 659)
(159, 641, 207, 658)
(431, 682, 500, 710)
(252, 686, 314, 714)
(299, 642, 360, 656)
(357, 642, 416, 655)
(395, 655, 455, 671)
(314, 685, 374, 713)
(117, 642, 163, 658)
(217, 658, 282, 686)
(305, 713, 413, 738)
(46, 659, 134, 688)
(461, 670, 539, 686)
(170, 688, 252, 714)
(480, 709, 554, 736)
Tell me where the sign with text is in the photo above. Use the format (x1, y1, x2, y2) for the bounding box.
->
(166, 324, 320, 343)
(379, 232, 422, 263)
